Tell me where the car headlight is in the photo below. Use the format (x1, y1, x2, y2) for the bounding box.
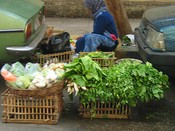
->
(146, 25, 165, 51)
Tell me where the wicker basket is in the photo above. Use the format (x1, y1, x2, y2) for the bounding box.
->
(7, 80, 64, 98)
(78, 101, 131, 119)
(38, 51, 75, 66)
(115, 58, 142, 64)
(79, 52, 116, 68)
(1, 89, 63, 124)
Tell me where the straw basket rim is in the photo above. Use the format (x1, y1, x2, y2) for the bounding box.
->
(6, 80, 64, 97)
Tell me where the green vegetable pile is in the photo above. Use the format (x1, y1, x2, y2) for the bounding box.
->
(64, 56, 106, 87)
(64, 57, 169, 107)
(102, 60, 169, 106)
(1, 62, 65, 89)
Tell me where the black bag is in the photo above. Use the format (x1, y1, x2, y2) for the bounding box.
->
(41, 32, 71, 54)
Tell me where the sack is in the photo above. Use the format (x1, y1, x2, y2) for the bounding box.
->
(41, 32, 71, 54)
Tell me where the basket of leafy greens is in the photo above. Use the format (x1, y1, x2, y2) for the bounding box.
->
(63, 56, 169, 118)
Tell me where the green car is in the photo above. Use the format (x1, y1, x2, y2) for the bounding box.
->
(0, 0, 46, 63)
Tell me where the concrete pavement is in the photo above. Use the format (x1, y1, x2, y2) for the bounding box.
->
(45, 17, 141, 37)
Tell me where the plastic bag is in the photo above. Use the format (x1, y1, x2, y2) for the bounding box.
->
(10, 62, 26, 77)
(8, 76, 31, 89)
(25, 62, 42, 80)
(41, 32, 71, 54)
(1, 63, 17, 82)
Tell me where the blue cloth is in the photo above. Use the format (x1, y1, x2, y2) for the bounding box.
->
(75, 8, 118, 53)
(75, 34, 118, 53)
(76, 37, 85, 53)
(83, 33, 116, 52)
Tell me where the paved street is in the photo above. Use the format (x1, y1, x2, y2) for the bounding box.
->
(45, 17, 141, 37)
(0, 18, 175, 131)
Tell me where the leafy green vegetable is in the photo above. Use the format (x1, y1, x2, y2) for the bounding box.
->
(64, 57, 169, 108)
(63, 56, 106, 87)
(104, 60, 169, 106)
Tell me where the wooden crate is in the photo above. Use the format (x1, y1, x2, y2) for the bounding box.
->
(78, 102, 130, 119)
(38, 51, 74, 66)
(1, 89, 63, 125)
(89, 58, 116, 68)
(79, 52, 116, 68)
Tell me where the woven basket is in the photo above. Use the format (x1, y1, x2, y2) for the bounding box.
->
(115, 58, 142, 64)
(2, 89, 63, 124)
(78, 101, 131, 119)
(38, 51, 74, 66)
(7, 80, 64, 98)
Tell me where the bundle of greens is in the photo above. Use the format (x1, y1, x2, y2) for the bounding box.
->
(64, 57, 169, 107)
(64, 56, 106, 88)
(102, 60, 169, 106)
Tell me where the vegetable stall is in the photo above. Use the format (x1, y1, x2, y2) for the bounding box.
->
(63, 55, 169, 118)
(0, 51, 169, 122)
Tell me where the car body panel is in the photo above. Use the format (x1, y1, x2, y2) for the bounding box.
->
(143, 5, 175, 26)
(135, 28, 175, 66)
(0, 0, 43, 19)
(0, 0, 45, 63)
(6, 24, 47, 56)
(0, 10, 26, 29)
(134, 5, 175, 77)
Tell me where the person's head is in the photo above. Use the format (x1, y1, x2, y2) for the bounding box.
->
(84, 0, 106, 15)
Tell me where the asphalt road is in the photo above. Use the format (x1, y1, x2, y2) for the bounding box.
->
(0, 75, 175, 131)
(0, 18, 175, 131)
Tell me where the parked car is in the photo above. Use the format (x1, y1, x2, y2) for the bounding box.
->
(134, 5, 175, 77)
(0, 0, 46, 63)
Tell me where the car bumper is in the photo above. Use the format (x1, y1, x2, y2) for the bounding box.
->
(6, 24, 47, 57)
